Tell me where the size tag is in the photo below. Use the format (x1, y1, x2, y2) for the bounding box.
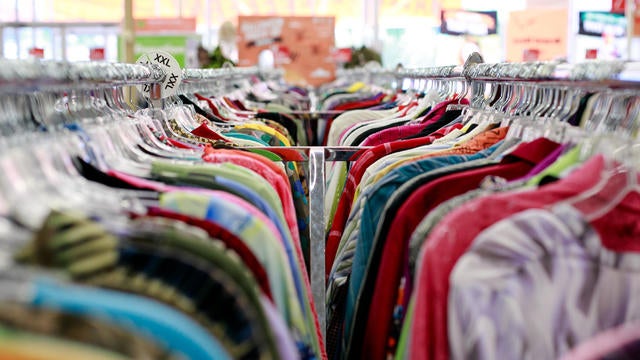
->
(136, 50, 182, 99)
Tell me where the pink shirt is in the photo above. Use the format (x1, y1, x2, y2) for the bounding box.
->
(410, 155, 606, 360)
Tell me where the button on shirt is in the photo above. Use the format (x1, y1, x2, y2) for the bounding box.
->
(449, 202, 640, 360)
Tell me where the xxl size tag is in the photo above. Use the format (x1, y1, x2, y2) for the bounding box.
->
(136, 50, 182, 99)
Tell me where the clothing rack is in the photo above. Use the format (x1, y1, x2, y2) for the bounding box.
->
(224, 59, 640, 339)
(3, 57, 640, 354)
(0, 59, 331, 359)
(325, 57, 640, 360)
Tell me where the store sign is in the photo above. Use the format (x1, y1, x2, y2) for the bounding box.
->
(238, 16, 336, 86)
(118, 34, 201, 67)
(134, 17, 197, 33)
(29, 47, 44, 59)
(506, 8, 568, 62)
(579, 11, 626, 37)
(440, 9, 498, 36)
(240, 17, 285, 48)
(89, 47, 105, 61)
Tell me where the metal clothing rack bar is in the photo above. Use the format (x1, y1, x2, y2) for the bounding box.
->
(462, 59, 640, 88)
(249, 146, 370, 341)
(0, 59, 163, 93)
(308, 147, 326, 341)
(340, 57, 640, 88)
(181, 67, 285, 83)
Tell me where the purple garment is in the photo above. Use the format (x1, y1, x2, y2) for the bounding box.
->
(510, 143, 571, 182)
(449, 203, 640, 360)
(261, 296, 299, 360)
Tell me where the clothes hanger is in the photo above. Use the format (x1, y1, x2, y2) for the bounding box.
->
(0, 65, 164, 215)
(556, 91, 640, 220)
(505, 82, 553, 141)
(0, 130, 142, 231)
(562, 136, 639, 221)
(85, 85, 183, 158)
(445, 78, 471, 112)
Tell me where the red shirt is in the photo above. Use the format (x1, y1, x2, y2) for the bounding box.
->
(409, 155, 606, 360)
(325, 123, 463, 277)
(357, 137, 561, 359)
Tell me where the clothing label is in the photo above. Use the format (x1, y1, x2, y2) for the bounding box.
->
(136, 50, 182, 99)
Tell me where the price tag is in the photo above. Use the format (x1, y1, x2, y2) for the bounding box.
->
(136, 50, 183, 99)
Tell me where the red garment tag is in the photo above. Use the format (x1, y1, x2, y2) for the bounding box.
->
(194, 93, 225, 120)
(191, 123, 230, 143)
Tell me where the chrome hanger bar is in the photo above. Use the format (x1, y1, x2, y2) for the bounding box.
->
(0, 59, 163, 93)
(336, 53, 640, 87)
(181, 66, 284, 83)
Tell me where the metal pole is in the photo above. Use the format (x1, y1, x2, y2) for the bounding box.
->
(31, 0, 37, 55)
(626, 0, 635, 60)
(124, 0, 135, 106)
(309, 147, 326, 342)
(16, 28, 21, 59)
(124, 0, 135, 63)
(0, 27, 4, 58)
(60, 25, 66, 61)
(373, 0, 380, 51)
(205, 0, 212, 48)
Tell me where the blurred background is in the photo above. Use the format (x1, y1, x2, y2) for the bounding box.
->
(1, 0, 638, 84)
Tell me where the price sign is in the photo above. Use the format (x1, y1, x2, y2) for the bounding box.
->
(136, 50, 182, 99)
